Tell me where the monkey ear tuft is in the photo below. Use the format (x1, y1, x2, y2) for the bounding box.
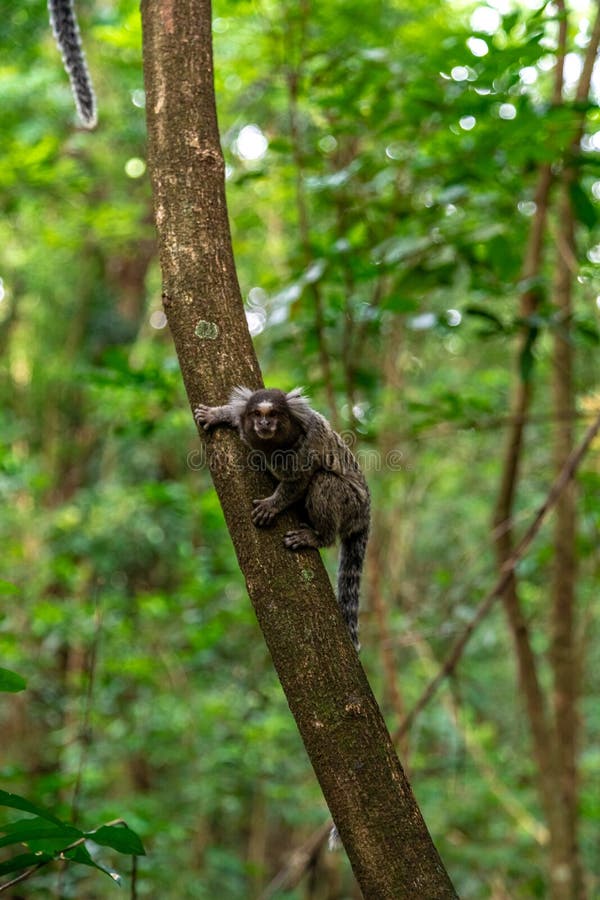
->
(228, 386, 254, 417)
(285, 387, 313, 426)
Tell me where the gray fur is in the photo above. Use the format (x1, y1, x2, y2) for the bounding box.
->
(194, 387, 370, 651)
(284, 387, 314, 428)
(228, 386, 255, 418)
(48, 0, 97, 128)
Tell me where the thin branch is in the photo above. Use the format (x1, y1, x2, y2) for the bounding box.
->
(367, 540, 408, 735)
(575, 0, 600, 104)
(285, 52, 338, 426)
(260, 822, 331, 899)
(416, 640, 549, 846)
(130, 853, 138, 900)
(334, 201, 360, 426)
(552, 0, 567, 104)
(415, 409, 592, 443)
(0, 861, 48, 894)
(396, 409, 600, 741)
(70, 585, 102, 823)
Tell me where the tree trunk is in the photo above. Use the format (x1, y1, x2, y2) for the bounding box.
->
(490, 9, 566, 868)
(140, 1, 457, 896)
(490, 5, 600, 893)
(548, 180, 582, 900)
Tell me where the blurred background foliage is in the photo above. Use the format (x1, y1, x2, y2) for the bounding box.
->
(1, 0, 599, 896)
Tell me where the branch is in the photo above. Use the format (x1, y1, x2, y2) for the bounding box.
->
(490, 3, 568, 831)
(396, 409, 600, 741)
(575, 0, 600, 104)
(261, 822, 331, 899)
(286, 55, 338, 427)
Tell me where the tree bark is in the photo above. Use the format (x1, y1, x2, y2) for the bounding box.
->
(549, 179, 581, 900)
(545, 10, 600, 895)
(140, 1, 457, 896)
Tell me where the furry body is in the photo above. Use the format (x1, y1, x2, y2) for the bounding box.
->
(48, 0, 97, 128)
(195, 388, 370, 650)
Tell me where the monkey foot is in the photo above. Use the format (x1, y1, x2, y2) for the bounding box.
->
(283, 528, 320, 550)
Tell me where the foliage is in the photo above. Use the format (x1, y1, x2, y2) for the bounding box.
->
(0, 789, 144, 889)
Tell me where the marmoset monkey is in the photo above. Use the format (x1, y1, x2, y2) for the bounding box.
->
(48, 0, 97, 128)
(195, 387, 370, 651)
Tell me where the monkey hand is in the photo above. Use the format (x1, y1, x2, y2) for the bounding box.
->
(194, 404, 219, 430)
(251, 496, 279, 526)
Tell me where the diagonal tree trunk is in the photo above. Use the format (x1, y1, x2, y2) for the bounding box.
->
(140, 1, 457, 896)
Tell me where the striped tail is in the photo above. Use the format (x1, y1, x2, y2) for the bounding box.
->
(329, 529, 368, 851)
(337, 529, 368, 652)
(48, 0, 97, 128)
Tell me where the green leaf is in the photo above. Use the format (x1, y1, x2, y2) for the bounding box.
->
(437, 184, 469, 204)
(0, 851, 52, 876)
(574, 319, 600, 344)
(87, 824, 146, 857)
(66, 845, 123, 885)
(502, 11, 520, 33)
(381, 295, 419, 313)
(264, 137, 290, 153)
(0, 817, 82, 849)
(0, 790, 63, 826)
(570, 181, 597, 229)
(464, 306, 506, 332)
(516, 275, 544, 295)
(372, 234, 433, 265)
(519, 326, 539, 383)
(0, 579, 19, 596)
(0, 667, 26, 693)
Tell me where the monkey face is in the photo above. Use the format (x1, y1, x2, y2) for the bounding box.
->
(241, 389, 299, 447)
(241, 389, 303, 450)
(248, 401, 281, 439)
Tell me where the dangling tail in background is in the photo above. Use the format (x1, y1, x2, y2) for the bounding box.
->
(48, 0, 97, 128)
